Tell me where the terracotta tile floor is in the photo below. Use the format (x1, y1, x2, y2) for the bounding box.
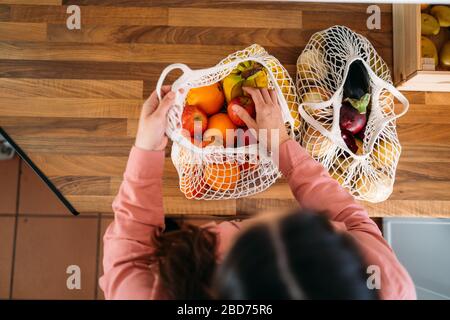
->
(0, 155, 110, 299)
(0, 155, 224, 300)
(18, 161, 71, 216)
(0, 155, 383, 300)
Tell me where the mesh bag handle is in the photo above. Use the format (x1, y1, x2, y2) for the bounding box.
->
(156, 63, 193, 101)
(157, 56, 296, 155)
(156, 63, 195, 146)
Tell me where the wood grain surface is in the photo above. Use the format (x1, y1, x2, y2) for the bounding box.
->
(0, 1, 449, 217)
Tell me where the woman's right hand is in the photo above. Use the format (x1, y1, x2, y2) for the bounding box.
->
(231, 87, 290, 150)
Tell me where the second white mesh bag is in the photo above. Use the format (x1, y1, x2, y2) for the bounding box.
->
(296, 26, 409, 203)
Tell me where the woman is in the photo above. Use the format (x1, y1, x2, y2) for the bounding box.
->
(99, 85, 416, 300)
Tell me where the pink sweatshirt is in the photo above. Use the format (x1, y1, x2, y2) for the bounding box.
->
(100, 140, 416, 300)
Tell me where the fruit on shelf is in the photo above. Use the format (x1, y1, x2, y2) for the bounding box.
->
(302, 125, 333, 158)
(186, 83, 225, 115)
(421, 13, 440, 36)
(204, 162, 240, 191)
(339, 101, 367, 134)
(440, 41, 450, 68)
(372, 139, 396, 169)
(204, 113, 237, 147)
(421, 4, 430, 11)
(182, 105, 208, 137)
(343, 60, 371, 114)
(222, 61, 268, 102)
(227, 96, 256, 127)
(430, 5, 450, 27)
(341, 128, 358, 154)
(421, 36, 438, 66)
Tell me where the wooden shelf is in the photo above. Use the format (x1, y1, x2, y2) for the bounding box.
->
(393, 4, 450, 92)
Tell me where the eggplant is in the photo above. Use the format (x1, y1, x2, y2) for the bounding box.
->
(356, 124, 367, 141)
(343, 60, 371, 114)
(341, 128, 358, 154)
(340, 101, 367, 134)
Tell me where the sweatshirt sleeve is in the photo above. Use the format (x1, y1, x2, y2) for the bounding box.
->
(278, 140, 377, 232)
(99, 146, 165, 300)
(278, 139, 416, 299)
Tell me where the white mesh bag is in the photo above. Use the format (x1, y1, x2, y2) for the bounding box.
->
(156, 44, 301, 200)
(297, 26, 409, 203)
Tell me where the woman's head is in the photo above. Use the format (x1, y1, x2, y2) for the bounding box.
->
(153, 210, 377, 300)
(152, 224, 217, 299)
(214, 210, 378, 300)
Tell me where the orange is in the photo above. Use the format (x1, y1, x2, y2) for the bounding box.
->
(186, 83, 225, 115)
(204, 162, 240, 192)
(204, 113, 237, 147)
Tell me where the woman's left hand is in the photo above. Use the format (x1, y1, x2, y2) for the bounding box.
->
(135, 85, 175, 151)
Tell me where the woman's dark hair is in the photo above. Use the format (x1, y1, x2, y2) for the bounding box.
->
(151, 223, 217, 299)
(214, 211, 378, 300)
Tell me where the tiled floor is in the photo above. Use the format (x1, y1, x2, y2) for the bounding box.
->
(0, 216, 15, 299)
(0, 155, 108, 299)
(18, 161, 70, 215)
(0, 155, 223, 300)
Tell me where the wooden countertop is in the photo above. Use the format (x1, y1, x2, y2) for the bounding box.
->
(0, 1, 449, 217)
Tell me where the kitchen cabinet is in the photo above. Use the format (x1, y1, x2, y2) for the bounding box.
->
(393, 4, 450, 91)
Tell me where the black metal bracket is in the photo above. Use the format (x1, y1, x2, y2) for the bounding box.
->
(0, 127, 79, 216)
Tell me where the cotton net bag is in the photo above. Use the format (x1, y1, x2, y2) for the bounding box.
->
(296, 26, 409, 203)
(156, 44, 301, 200)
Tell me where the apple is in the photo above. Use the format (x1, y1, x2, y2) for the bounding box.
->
(190, 136, 211, 148)
(236, 128, 257, 147)
(227, 96, 256, 127)
(182, 105, 208, 137)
